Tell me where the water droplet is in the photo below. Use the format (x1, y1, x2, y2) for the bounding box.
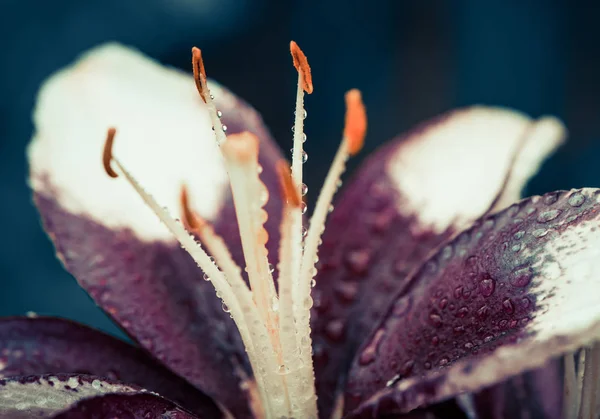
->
(569, 192, 585, 207)
(310, 279, 316, 288)
(401, 360, 415, 375)
(277, 365, 290, 375)
(511, 243, 522, 253)
(271, 296, 279, 312)
(291, 126, 295, 133)
(392, 297, 412, 317)
(268, 263, 275, 273)
(477, 305, 490, 318)
(335, 282, 359, 302)
(431, 336, 440, 346)
(513, 231, 525, 240)
(537, 209, 561, 223)
(300, 151, 308, 164)
(336, 179, 343, 188)
(91, 379, 102, 390)
(203, 273, 210, 281)
(359, 329, 385, 366)
(429, 313, 443, 328)
(454, 287, 463, 299)
(544, 193, 559, 205)
(439, 357, 450, 366)
(521, 296, 531, 308)
(301, 183, 308, 196)
(328, 204, 334, 213)
(324, 320, 345, 341)
(424, 362, 432, 370)
(210, 94, 215, 100)
(479, 276, 495, 297)
(345, 249, 371, 275)
(303, 297, 313, 309)
(439, 298, 448, 310)
(441, 246, 453, 260)
(222, 124, 228, 133)
(301, 202, 307, 214)
(457, 307, 469, 318)
(222, 302, 230, 313)
(302, 133, 307, 143)
(464, 342, 474, 350)
(502, 298, 515, 314)
(532, 228, 548, 238)
(257, 164, 263, 174)
(302, 227, 308, 238)
(511, 267, 533, 287)
(483, 334, 494, 343)
(216, 110, 223, 118)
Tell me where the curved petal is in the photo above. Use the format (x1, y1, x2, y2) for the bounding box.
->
(0, 374, 138, 418)
(28, 44, 284, 417)
(0, 317, 221, 417)
(52, 393, 200, 419)
(472, 359, 563, 419)
(345, 188, 600, 417)
(310, 107, 565, 415)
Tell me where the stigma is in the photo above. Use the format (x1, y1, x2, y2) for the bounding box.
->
(102, 41, 366, 419)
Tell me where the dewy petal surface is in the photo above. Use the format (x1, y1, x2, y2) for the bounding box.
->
(310, 107, 564, 416)
(0, 317, 221, 417)
(52, 393, 200, 419)
(28, 44, 284, 417)
(345, 188, 600, 417)
(0, 374, 138, 418)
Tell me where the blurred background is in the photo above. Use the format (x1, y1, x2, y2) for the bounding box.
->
(0, 0, 598, 338)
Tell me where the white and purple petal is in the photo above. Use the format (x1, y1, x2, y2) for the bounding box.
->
(345, 188, 600, 417)
(310, 107, 564, 416)
(28, 44, 284, 417)
(0, 317, 221, 416)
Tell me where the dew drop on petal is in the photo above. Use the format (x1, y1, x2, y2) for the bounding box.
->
(479, 276, 495, 297)
(502, 298, 515, 314)
(301, 183, 308, 196)
(537, 209, 561, 223)
(568, 192, 585, 207)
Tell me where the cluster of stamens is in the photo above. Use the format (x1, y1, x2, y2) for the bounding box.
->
(102, 42, 366, 418)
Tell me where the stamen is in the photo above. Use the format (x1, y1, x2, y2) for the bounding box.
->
(102, 128, 118, 178)
(275, 162, 305, 416)
(564, 353, 580, 419)
(180, 186, 286, 416)
(191, 46, 227, 146)
(220, 132, 278, 336)
(297, 88, 367, 315)
(578, 342, 600, 419)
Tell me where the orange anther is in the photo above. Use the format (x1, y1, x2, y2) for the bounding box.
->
(290, 41, 313, 94)
(344, 89, 367, 155)
(103, 127, 118, 178)
(192, 47, 208, 102)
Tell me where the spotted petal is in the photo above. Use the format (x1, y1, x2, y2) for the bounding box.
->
(0, 317, 221, 416)
(345, 188, 600, 417)
(311, 107, 565, 416)
(0, 374, 139, 418)
(28, 44, 284, 417)
(52, 393, 200, 419)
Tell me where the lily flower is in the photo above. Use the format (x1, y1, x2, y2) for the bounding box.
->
(7, 41, 600, 418)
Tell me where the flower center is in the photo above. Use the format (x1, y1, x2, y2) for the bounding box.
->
(102, 42, 366, 419)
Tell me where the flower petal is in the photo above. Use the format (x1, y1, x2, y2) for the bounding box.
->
(311, 107, 564, 415)
(0, 374, 139, 418)
(344, 188, 600, 417)
(52, 393, 200, 419)
(0, 317, 221, 417)
(28, 44, 284, 417)
(472, 359, 563, 419)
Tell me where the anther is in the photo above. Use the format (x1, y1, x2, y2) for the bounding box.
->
(290, 41, 313, 94)
(191, 47, 208, 102)
(180, 184, 206, 231)
(276, 161, 301, 207)
(102, 127, 118, 178)
(344, 89, 367, 155)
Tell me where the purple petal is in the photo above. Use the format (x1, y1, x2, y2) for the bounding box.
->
(472, 359, 563, 419)
(345, 188, 600, 416)
(310, 107, 565, 416)
(0, 317, 221, 417)
(0, 374, 139, 418)
(28, 44, 284, 417)
(52, 393, 200, 419)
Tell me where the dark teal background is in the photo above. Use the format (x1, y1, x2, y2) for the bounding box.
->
(1, 1, 598, 338)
